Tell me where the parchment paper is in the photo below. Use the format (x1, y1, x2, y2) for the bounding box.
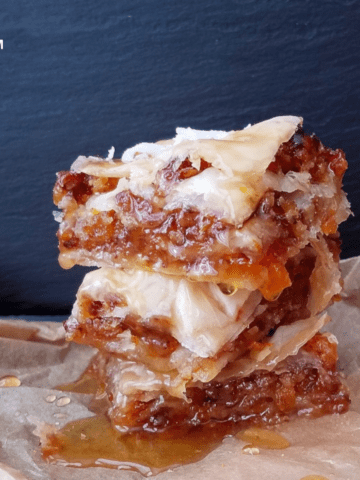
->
(1, 258, 360, 480)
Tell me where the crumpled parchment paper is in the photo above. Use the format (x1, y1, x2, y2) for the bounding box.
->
(1, 257, 360, 480)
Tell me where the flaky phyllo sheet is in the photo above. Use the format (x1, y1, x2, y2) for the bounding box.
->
(54, 116, 351, 435)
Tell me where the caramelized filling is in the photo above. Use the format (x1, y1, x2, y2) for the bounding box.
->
(67, 310, 180, 359)
(268, 127, 348, 181)
(228, 247, 316, 359)
(67, 291, 180, 359)
(53, 172, 119, 206)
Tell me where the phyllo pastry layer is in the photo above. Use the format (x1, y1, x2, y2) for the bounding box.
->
(82, 333, 350, 432)
(54, 116, 350, 291)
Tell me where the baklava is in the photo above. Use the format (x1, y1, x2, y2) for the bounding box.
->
(53, 116, 351, 443)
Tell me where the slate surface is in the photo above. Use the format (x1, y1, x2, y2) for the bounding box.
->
(1, 0, 359, 315)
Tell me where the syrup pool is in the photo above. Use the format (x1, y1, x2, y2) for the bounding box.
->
(42, 415, 236, 475)
(45, 363, 291, 475)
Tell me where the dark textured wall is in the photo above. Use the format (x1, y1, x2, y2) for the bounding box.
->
(1, 0, 359, 316)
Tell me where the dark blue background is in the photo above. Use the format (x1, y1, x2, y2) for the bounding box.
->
(1, 0, 360, 317)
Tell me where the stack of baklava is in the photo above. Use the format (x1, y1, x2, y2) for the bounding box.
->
(53, 116, 351, 433)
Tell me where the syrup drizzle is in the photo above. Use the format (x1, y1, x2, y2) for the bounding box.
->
(56, 372, 99, 395)
(299, 476, 329, 480)
(0, 375, 21, 387)
(237, 428, 290, 450)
